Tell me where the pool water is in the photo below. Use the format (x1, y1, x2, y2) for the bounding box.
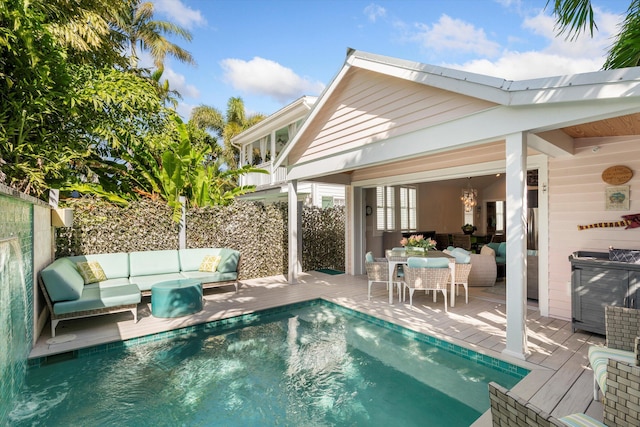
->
(11, 302, 523, 426)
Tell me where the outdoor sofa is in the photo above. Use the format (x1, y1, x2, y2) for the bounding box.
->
(39, 247, 241, 336)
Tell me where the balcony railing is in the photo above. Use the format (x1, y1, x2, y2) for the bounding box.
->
(241, 161, 287, 188)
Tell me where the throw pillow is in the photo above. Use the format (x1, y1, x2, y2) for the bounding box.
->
(480, 245, 496, 257)
(76, 261, 107, 284)
(199, 255, 222, 272)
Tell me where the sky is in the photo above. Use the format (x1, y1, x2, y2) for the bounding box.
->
(148, 0, 630, 120)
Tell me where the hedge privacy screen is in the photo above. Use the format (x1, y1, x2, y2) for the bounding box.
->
(56, 198, 345, 279)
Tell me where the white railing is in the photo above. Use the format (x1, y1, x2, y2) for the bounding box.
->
(241, 161, 288, 188)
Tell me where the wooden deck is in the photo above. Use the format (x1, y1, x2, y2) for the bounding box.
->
(29, 272, 605, 425)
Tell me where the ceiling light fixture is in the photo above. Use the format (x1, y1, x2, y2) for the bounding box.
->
(461, 177, 478, 213)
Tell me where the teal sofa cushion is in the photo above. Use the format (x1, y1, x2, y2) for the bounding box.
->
(487, 242, 506, 264)
(181, 271, 238, 283)
(84, 278, 132, 290)
(217, 248, 240, 273)
(53, 284, 141, 315)
(130, 272, 185, 292)
(129, 250, 180, 276)
(179, 248, 223, 272)
(178, 248, 239, 274)
(68, 252, 129, 279)
(40, 258, 85, 302)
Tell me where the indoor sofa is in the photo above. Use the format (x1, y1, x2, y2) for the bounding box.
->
(39, 248, 241, 336)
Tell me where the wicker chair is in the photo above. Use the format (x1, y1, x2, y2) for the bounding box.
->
(489, 358, 640, 427)
(444, 249, 472, 304)
(588, 305, 640, 401)
(365, 252, 401, 300)
(401, 257, 451, 311)
(452, 234, 472, 251)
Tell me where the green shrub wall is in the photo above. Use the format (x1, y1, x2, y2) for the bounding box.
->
(56, 198, 345, 279)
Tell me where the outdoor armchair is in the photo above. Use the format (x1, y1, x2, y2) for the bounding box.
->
(588, 305, 640, 401)
(365, 252, 401, 300)
(401, 257, 451, 311)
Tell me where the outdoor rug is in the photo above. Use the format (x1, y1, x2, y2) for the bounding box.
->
(315, 269, 344, 275)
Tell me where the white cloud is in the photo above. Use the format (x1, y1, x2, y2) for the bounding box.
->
(220, 57, 325, 103)
(411, 14, 502, 58)
(364, 3, 386, 23)
(152, 0, 206, 29)
(447, 51, 603, 80)
(163, 67, 200, 99)
(175, 101, 196, 121)
(442, 6, 624, 80)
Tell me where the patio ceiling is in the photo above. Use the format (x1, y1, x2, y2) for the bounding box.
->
(561, 112, 640, 138)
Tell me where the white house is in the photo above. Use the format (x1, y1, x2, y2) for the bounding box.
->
(231, 96, 345, 208)
(275, 49, 640, 360)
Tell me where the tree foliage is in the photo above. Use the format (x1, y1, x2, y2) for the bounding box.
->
(1, 0, 261, 216)
(1, 0, 73, 196)
(548, 0, 640, 69)
(190, 98, 266, 170)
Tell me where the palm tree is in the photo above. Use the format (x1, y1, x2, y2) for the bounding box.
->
(116, 0, 195, 70)
(190, 98, 266, 170)
(548, 0, 640, 69)
(39, 0, 129, 68)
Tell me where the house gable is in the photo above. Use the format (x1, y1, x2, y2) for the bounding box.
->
(287, 67, 498, 166)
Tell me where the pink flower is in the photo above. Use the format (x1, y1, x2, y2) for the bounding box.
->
(400, 237, 408, 246)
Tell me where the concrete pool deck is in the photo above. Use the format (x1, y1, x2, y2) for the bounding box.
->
(29, 272, 604, 425)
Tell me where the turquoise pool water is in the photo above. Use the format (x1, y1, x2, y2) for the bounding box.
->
(11, 301, 525, 426)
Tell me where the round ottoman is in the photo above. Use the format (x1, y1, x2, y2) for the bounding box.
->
(151, 279, 203, 318)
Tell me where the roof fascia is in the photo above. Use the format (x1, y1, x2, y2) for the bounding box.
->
(349, 50, 640, 106)
(347, 52, 512, 105)
(231, 96, 317, 147)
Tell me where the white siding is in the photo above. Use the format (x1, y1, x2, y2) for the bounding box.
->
(289, 68, 497, 165)
(548, 137, 640, 320)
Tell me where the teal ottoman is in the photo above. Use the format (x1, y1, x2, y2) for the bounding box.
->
(151, 279, 203, 318)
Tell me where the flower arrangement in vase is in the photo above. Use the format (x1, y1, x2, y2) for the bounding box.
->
(400, 234, 437, 256)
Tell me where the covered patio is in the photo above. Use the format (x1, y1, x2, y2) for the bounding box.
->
(29, 272, 604, 425)
(277, 49, 640, 362)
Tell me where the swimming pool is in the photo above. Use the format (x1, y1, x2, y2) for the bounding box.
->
(11, 300, 525, 426)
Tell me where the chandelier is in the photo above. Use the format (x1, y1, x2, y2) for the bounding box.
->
(461, 178, 477, 212)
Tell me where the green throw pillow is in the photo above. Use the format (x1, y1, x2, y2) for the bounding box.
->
(199, 255, 222, 272)
(76, 261, 107, 284)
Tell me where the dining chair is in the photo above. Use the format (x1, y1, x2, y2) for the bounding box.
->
(445, 249, 472, 304)
(435, 233, 450, 251)
(452, 234, 472, 251)
(365, 252, 402, 300)
(402, 257, 451, 311)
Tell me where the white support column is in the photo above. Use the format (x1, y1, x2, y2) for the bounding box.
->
(288, 180, 299, 284)
(264, 134, 272, 163)
(350, 186, 364, 275)
(247, 143, 253, 166)
(503, 132, 530, 360)
(270, 134, 276, 162)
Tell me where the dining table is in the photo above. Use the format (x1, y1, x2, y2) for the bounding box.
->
(385, 249, 457, 307)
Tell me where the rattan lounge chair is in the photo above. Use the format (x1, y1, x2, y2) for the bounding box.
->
(588, 305, 640, 401)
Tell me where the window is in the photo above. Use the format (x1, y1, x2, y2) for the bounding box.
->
(400, 187, 416, 231)
(375, 186, 416, 232)
(376, 187, 394, 231)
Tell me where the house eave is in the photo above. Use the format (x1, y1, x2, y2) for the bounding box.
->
(231, 95, 317, 147)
